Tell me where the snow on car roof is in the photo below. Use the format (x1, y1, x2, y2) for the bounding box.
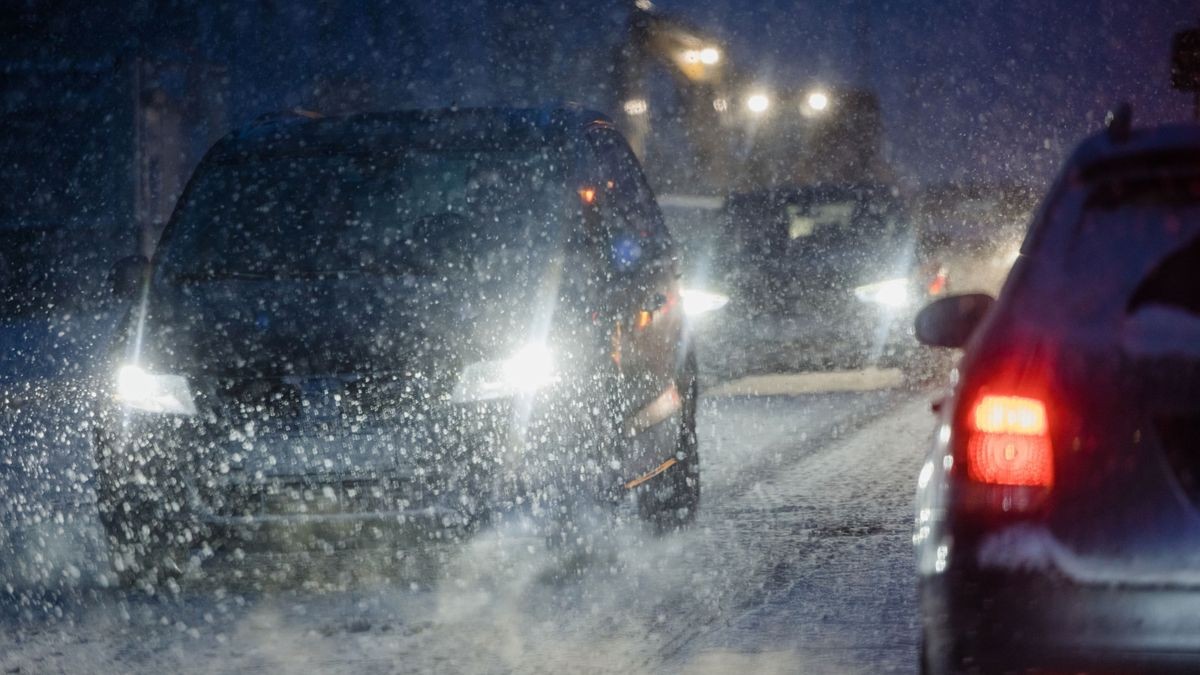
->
(1066, 123, 1200, 178)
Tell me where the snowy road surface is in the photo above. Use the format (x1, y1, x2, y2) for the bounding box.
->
(0, 370, 931, 674)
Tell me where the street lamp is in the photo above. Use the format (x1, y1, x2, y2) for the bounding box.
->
(804, 89, 830, 116)
(683, 47, 721, 66)
(746, 93, 770, 114)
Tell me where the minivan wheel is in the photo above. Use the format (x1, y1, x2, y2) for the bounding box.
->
(637, 352, 701, 532)
(97, 490, 191, 590)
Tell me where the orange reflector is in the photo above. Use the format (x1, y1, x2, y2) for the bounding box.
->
(634, 309, 652, 329)
(579, 187, 596, 204)
(968, 395, 1053, 487)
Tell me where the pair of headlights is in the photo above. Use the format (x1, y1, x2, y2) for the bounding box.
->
(115, 344, 560, 415)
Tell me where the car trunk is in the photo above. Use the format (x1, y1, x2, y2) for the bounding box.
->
(1008, 189, 1200, 582)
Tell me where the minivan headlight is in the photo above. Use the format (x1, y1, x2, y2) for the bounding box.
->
(115, 364, 197, 415)
(453, 343, 558, 403)
(853, 277, 910, 308)
(680, 288, 730, 317)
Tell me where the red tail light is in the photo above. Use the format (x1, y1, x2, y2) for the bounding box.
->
(966, 395, 1054, 488)
(927, 267, 948, 296)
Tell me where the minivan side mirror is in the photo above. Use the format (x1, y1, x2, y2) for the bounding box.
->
(109, 254, 150, 299)
(915, 293, 995, 348)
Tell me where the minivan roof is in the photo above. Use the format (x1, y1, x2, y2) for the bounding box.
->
(208, 106, 614, 161)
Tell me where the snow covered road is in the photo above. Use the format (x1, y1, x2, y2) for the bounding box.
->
(0, 372, 932, 674)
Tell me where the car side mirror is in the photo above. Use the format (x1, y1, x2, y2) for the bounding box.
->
(915, 293, 995, 348)
(109, 254, 150, 299)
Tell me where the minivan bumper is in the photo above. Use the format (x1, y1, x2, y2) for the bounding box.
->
(94, 389, 627, 544)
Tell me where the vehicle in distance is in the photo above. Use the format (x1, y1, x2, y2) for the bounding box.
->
(94, 107, 700, 584)
(914, 120, 1200, 673)
(702, 183, 938, 377)
(914, 181, 1040, 298)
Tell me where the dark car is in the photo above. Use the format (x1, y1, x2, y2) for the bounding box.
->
(915, 122, 1200, 673)
(699, 184, 935, 376)
(94, 107, 700, 584)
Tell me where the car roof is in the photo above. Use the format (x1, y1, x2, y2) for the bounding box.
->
(1022, 123, 1200, 254)
(1063, 123, 1200, 181)
(208, 106, 614, 161)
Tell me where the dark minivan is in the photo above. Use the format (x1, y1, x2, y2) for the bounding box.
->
(95, 107, 700, 585)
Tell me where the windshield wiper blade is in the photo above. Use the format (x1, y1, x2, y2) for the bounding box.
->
(172, 270, 277, 283)
(172, 263, 415, 283)
(299, 264, 417, 279)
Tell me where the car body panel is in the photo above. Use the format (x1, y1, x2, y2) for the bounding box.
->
(916, 123, 1200, 672)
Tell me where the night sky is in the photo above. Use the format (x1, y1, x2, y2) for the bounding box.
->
(5, 0, 1197, 194)
(664, 0, 1197, 186)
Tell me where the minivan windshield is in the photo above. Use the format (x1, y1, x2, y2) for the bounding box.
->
(724, 191, 907, 267)
(158, 147, 569, 282)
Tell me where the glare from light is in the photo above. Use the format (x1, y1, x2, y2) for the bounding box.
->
(115, 364, 196, 415)
(116, 364, 152, 400)
(937, 424, 952, 446)
(623, 98, 648, 116)
(683, 49, 700, 63)
(502, 343, 557, 393)
(853, 277, 910, 308)
(712, 98, 728, 112)
(746, 93, 770, 114)
(453, 344, 559, 403)
(699, 47, 720, 65)
(680, 288, 729, 317)
(806, 90, 829, 112)
(918, 461, 934, 489)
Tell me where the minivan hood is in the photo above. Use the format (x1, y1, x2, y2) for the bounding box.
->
(140, 275, 544, 378)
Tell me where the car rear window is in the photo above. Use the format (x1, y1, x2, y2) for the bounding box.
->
(1054, 175, 1200, 317)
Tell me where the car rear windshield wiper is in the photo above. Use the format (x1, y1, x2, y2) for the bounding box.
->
(172, 266, 417, 284)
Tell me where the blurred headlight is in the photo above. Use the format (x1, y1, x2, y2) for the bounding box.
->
(680, 288, 729, 317)
(115, 364, 196, 415)
(453, 343, 558, 403)
(853, 277, 910, 308)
